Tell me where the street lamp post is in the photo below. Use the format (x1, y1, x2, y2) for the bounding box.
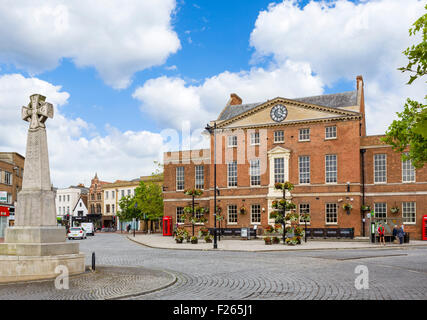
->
(205, 122, 218, 249)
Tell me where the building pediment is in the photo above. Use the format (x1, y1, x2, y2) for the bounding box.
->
(267, 146, 291, 155)
(217, 97, 361, 129)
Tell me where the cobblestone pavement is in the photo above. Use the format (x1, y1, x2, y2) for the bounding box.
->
(82, 233, 427, 300)
(0, 265, 175, 300)
(2, 233, 427, 299)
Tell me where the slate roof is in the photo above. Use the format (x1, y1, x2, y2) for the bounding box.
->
(217, 90, 358, 121)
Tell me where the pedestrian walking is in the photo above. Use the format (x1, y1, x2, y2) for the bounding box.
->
(377, 222, 386, 246)
(397, 225, 405, 244)
(392, 225, 398, 243)
(126, 224, 131, 233)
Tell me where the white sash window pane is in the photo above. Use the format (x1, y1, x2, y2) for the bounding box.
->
(250, 159, 261, 186)
(325, 154, 337, 183)
(299, 156, 310, 184)
(227, 161, 237, 187)
(274, 158, 284, 183)
(374, 154, 387, 183)
(176, 167, 185, 191)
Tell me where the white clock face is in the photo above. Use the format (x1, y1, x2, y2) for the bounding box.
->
(270, 104, 288, 122)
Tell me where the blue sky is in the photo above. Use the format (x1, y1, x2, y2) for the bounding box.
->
(0, 0, 424, 187)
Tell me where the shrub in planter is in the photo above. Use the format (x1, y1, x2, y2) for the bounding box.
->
(272, 236, 280, 244)
(190, 236, 198, 244)
(175, 236, 184, 243)
(204, 235, 213, 243)
(264, 237, 272, 245)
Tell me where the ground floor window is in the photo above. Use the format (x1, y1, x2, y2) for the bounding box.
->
(374, 203, 387, 219)
(251, 204, 261, 224)
(325, 203, 337, 224)
(176, 207, 185, 224)
(402, 202, 416, 224)
(228, 205, 237, 224)
(299, 203, 310, 224)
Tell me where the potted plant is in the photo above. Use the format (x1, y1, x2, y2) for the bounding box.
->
(204, 235, 213, 243)
(390, 206, 400, 214)
(264, 236, 272, 245)
(272, 236, 280, 244)
(239, 206, 247, 214)
(175, 236, 184, 243)
(199, 227, 209, 237)
(190, 236, 198, 244)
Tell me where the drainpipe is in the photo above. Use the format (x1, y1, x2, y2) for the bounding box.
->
(360, 149, 366, 237)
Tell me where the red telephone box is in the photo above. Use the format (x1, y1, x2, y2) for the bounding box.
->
(163, 216, 173, 236)
(423, 215, 427, 241)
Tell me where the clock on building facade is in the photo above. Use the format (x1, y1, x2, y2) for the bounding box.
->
(270, 104, 288, 122)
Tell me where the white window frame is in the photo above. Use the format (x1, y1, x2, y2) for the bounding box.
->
(227, 205, 238, 225)
(251, 204, 261, 224)
(374, 154, 387, 184)
(325, 126, 337, 139)
(250, 159, 261, 186)
(274, 130, 284, 143)
(250, 132, 260, 145)
(4, 171, 12, 185)
(228, 135, 237, 148)
(298, 155, 310, 184)
(299, 128, 310, 142)
(374, 203, 387, 220)
(325, 154, 337, 184)
(195, 165, 204, 189)
(176, 166, 185, 191)
(402, 155, 415, 183)
(274, 157, 285, 183)
(299, 203, 310, 225)
(176, 207, 185, 224)
(402, 202, 416, 224)
(227, 161, 237, 187)
(325, 203, 338, 225)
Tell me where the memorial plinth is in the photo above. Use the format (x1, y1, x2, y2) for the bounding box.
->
(0, 94, 85, 283)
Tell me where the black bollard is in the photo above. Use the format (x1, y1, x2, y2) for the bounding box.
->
(92, 252, 96, 271)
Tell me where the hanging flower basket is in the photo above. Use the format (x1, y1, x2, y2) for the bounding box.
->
(390, 207, 400, 214)
(361, 205, 371, 212)
(274, 181, 294, 191)
(239, 206, 247, 214)
(343, 203, 352, 210)
(184, 189, 203, 196)
(264, 225, 274, 234)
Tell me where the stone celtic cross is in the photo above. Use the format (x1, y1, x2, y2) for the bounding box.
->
(21, 94, 54, 129)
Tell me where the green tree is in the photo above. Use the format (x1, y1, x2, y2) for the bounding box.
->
(134, 181, 164, 231)
(116, 195, 141, 222)
(383, 5, 427, 168)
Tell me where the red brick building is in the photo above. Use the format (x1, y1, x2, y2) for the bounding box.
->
(163, 76, 426, 240)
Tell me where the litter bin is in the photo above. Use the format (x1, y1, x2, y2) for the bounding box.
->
(404, 232, 410, 243)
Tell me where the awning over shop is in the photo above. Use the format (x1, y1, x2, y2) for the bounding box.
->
(0, 206, 10, 217)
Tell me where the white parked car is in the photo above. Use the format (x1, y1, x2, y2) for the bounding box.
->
(68, 227, 87, 240)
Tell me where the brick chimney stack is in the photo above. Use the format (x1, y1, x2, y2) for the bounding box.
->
(227, 93, 242, 106)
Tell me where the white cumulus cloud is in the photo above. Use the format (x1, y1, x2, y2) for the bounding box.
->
(0, 74, 172, 188)
(0, 0, 181, 89)
(249, 0, 426, 134)
(133, 60, 324, 129)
